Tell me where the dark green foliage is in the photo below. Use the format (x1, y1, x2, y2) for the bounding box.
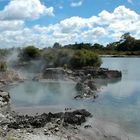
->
(106, 42, 120, 50)
(70, 49, 102, 68)
(0, 61, 7, 71)
(0, 49, 11, 59)
(133, 40, 140, 51)
(53, 42, 62, 48)
(117, 33, 135, 51)
(105, 33, 140, 52)
(42, 48, 101, 69)
(92, 43, 104, 50)
(19, 46, 41, 61)
(42, 48, 73, 68)
(64, 43, 92, 50)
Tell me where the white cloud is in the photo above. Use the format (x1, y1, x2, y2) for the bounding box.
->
(0, 20, 24, 31)
(0, 5, 140, 48)
(97, 5, 139, 25)
(60, 16, 92, 33)
(0, 0, 54, 20)
(70, 1, 83, 7)
(81, 27, 107, 43)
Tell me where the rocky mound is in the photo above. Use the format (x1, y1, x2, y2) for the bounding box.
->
(8, 109, 91, 129)
(73, 68, 122, 79)
(33, 67, 122, 81)
(0, 69, 23, 87)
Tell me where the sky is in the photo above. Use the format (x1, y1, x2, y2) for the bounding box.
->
(0, 0, 140, 48)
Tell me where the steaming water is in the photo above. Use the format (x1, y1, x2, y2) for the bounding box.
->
(8, 57, 140, 138)
(9, 81, 76, 108)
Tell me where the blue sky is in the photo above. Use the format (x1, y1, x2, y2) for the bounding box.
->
(0, 0, 140, 48)
(0, 0, 138, 26)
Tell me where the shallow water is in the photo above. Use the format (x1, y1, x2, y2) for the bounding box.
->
(9, 81, 76, 107)
(8, 57, 140, 138)
(92, 57, 140, 137)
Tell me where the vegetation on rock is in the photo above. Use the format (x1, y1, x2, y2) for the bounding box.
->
(0, 61, 7, 71)
(70, 49, 101, 68)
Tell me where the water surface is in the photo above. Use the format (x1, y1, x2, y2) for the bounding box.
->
(9, 57, 140, 138)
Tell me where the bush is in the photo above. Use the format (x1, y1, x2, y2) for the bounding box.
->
(70, 49, 102, 69)
(18, 46, 101, 69)
(43, 48, 73, 68)
(43, 48, 101, 69)
(0, 61, 7, 71)
(19, 46, 41, 61)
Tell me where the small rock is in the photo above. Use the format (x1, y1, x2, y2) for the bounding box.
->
(56, 118, 61, 124)
(54, 127, 59, 132)
(84, 125, 92, 129)
(44, 129, 47, 132)
(44, 131, 51, 136)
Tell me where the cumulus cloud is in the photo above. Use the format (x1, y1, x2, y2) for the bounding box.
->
(0, 5, 140, 48)
(0, 20, 24, 31)
(59, 16, 92, 33)
(0, 0, 54, 20)
(70, 1, 83, 7)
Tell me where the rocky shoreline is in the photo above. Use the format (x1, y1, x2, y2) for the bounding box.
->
(0, 67, 124, 140)
(0, 91, 128, 140)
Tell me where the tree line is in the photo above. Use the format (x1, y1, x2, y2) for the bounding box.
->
(0, 32, 140, 70)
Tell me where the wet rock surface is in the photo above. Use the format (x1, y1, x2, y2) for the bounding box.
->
(0, 90, 10, 107)
(43, 68, 66, 80)
(75, 74, 98, 100)
(33, 67, 122, 81)
(0, 69, 23, 87)
(8, 109, 92, 129)
(73, 68, 122, 79)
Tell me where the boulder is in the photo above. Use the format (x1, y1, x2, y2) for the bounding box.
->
(0, 90, 10, 107)
(43, 68, 66, 80)
(75, 80, 97, 99)
(105, 70, 122, 78)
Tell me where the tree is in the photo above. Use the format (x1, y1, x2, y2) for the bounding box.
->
(92, 43, 104, 50)
(53, 42, 61, 48)
(120, 32, 131, 42)
(19, 46, 41, 61)
(117, 33, 135, 51)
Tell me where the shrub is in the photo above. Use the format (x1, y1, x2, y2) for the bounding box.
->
(0, 61, 7, 71)
(70, 49, 102, 69)
(19, 46, 41, 61)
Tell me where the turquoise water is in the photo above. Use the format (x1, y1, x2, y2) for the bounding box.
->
(9, 57, 140, 137)
(91, 57, 140, 136)
(9, 81, 76, 107)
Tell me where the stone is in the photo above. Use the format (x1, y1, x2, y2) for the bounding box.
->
(0, 90, 10, 107)
(7, 109, 91, 129)
(84, 125, 92, 129)
(43, 68, 66, 80)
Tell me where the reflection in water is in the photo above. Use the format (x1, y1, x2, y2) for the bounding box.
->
(8, 57, 140, 138)
(95, 78, 122, 87)
(91, 57, 140, 136)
